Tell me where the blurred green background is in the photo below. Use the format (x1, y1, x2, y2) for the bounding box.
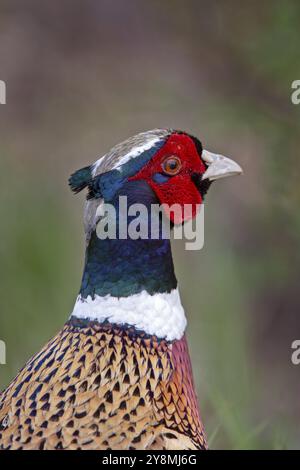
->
(0, 0, 300, 449)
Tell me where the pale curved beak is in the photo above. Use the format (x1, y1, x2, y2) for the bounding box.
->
(202, 150, 243, 181)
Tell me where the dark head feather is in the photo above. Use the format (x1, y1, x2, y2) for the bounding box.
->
(69, 166, 93, 194)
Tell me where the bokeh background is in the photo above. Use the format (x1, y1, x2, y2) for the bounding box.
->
(0, 0, 300, 449)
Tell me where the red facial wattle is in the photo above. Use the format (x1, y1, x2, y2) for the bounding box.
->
(129, 133, 207, 224)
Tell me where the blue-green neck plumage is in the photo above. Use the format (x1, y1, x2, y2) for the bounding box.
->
(79, 180, 177, 298)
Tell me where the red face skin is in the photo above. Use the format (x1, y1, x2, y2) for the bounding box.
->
(129, 133, 207, 224)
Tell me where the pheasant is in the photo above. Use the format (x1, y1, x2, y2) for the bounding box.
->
(0, 129, 242, 450)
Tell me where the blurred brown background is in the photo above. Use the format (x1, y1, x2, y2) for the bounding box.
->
(0, 0, 300, 449)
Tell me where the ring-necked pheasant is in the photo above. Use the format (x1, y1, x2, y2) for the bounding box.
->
(0, 129, 242, 450)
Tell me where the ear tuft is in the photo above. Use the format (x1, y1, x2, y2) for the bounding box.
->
(69, 166, 93, 194)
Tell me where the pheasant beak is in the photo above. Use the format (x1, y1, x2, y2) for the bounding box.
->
(201, 150, 243, 181)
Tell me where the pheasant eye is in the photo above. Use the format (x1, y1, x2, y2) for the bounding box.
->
(162, 156, 182, 176)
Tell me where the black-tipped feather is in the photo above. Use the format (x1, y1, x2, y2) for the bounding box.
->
(69, 166, 93, 194)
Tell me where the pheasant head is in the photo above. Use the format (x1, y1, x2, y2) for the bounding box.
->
(69, 129, 242, 342)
